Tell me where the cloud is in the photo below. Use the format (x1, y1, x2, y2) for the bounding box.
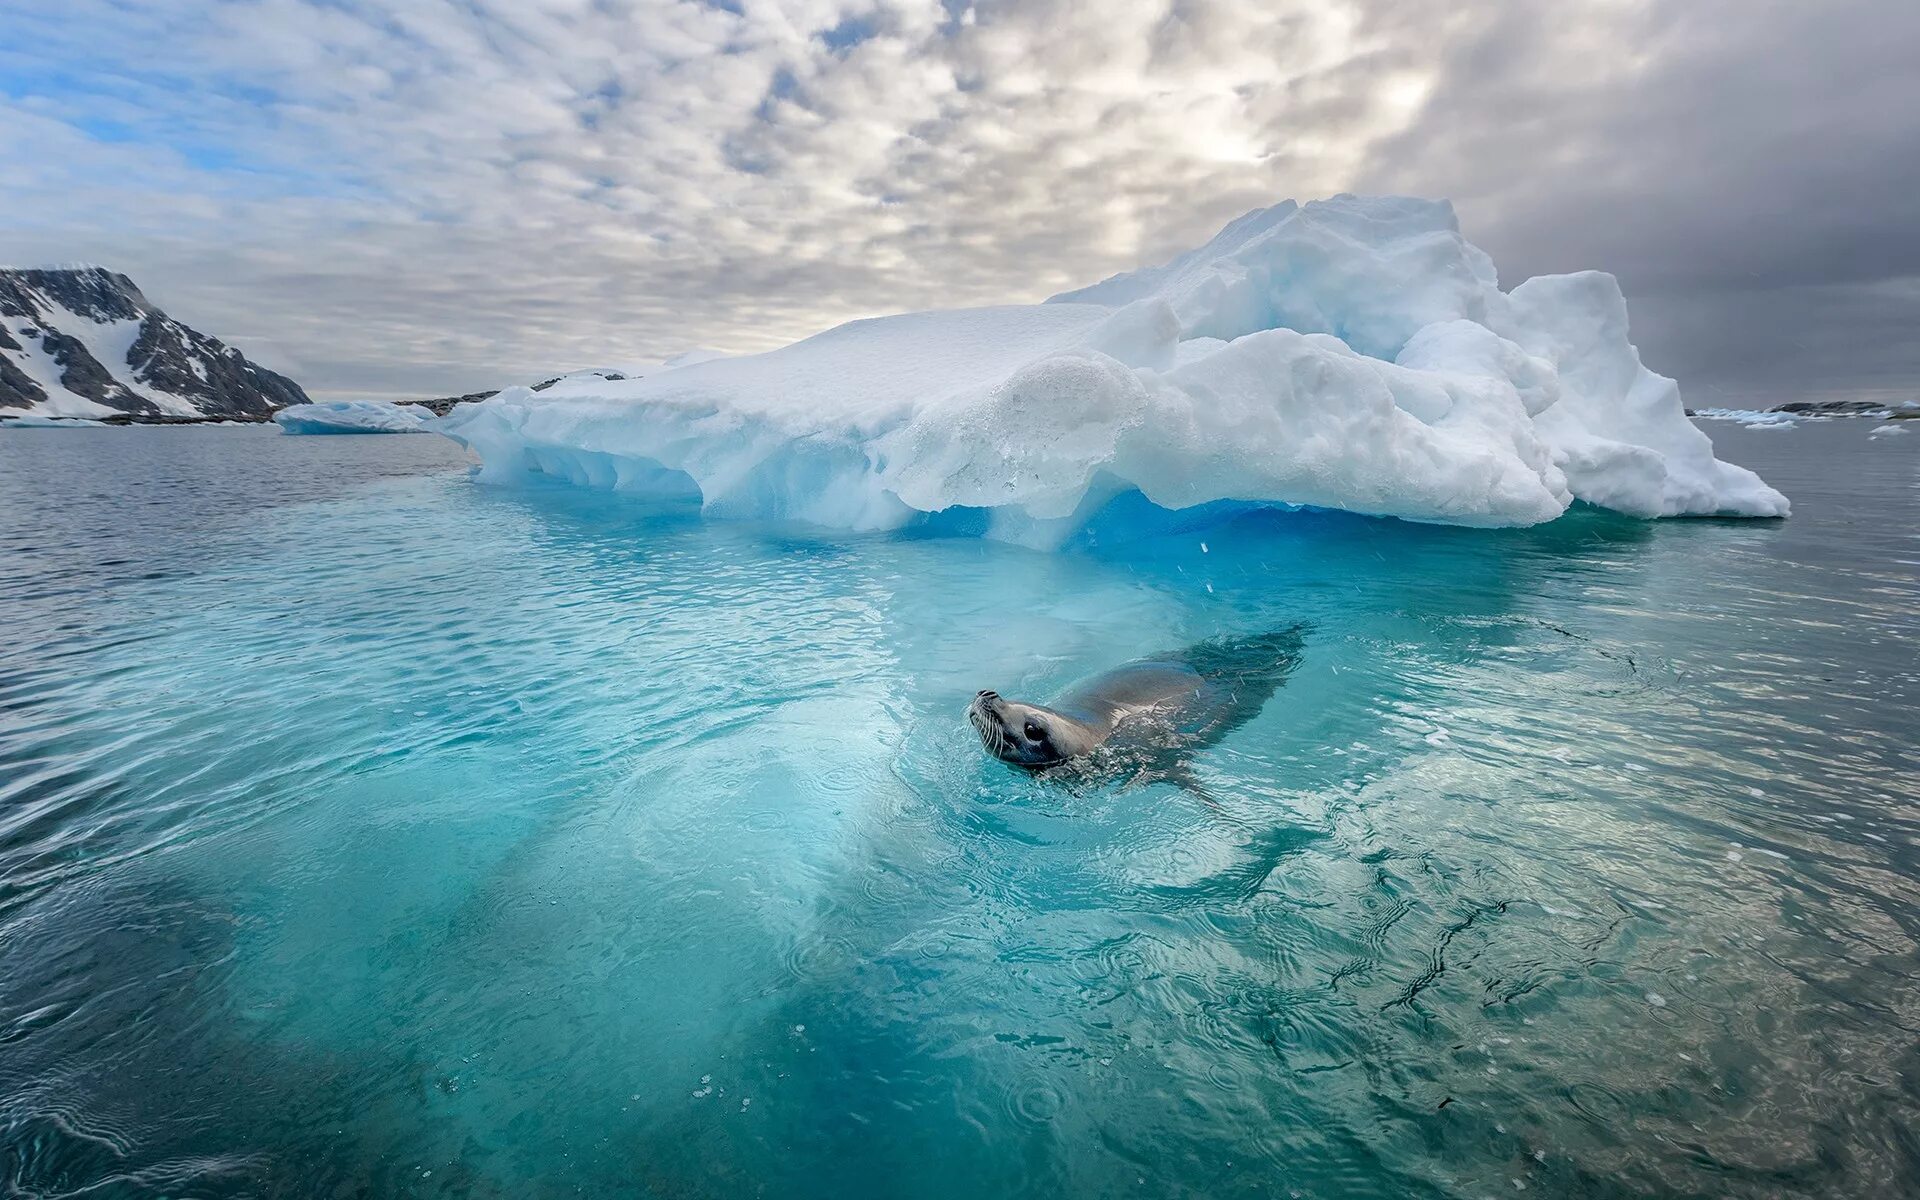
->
(2, 0, 1915, 403)
(1350, 0, 1920, 398)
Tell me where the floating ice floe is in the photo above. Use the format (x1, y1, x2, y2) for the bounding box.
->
(1689, 408, 1800, 429)
(275, 400, 434, 435)
(0, 413, 108, 428)
(438, 195, 1789, 545)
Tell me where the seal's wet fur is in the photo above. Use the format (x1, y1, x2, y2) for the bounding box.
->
(968, 628, 1307, 790)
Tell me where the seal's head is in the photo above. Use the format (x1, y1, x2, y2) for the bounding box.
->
(968, 690, 1098, 769)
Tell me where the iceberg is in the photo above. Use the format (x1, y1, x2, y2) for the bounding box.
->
(275, 400, 433, 435)
(437, 195, 1787, 544)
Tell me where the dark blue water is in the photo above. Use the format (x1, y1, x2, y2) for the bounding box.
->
(1, 421, 1916, 1197)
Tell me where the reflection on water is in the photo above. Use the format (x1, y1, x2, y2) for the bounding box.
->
(0, 422, 1916, 1198)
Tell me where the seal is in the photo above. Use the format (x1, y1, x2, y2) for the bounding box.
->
(968, 628, 1307, 786)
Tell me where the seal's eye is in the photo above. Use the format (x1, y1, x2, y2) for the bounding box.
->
(1024, 721, 1045, 742)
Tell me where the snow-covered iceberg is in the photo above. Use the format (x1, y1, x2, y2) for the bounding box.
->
(438, 196, 1787, 544)
(275, 400, 433, 435)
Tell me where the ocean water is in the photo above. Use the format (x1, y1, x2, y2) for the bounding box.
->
(1, 421, 1915, 1198)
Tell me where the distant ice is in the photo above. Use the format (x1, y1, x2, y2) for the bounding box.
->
(438, 195, 1790, 545)
(1, 413, 107, 428)
(1691, 408, 1798, 427)
(274, 400, 433, 435)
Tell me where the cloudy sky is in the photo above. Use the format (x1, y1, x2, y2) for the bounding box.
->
(4, 0, 1916, 404)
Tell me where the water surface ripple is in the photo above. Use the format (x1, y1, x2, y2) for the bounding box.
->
(1, 422, 1916, 1198)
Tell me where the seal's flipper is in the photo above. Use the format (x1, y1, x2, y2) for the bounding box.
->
(1113, 760, 1220, 811)
(1165, 625, 1309, 747)
(1175, 626, 1310, 683)
(1166, 762, 1226, 813)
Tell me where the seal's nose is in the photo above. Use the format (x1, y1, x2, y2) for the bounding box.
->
(976, 690, 997, 700)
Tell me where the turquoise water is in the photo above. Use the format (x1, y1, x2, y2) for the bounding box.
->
(1, 422, 1916, 1197)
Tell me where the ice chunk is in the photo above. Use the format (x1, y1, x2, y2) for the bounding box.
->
(437, 195, 1787, 543)
(275, 400, 433, 435)
(1504, 273, 1787, 518)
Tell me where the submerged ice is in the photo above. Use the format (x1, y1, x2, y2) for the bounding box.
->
(438, 196, 1787, 542)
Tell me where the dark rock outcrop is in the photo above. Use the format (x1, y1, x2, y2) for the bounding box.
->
(38, 329, 148, 412)
(403, 370, 629, 417)
(1770, 400, 1899, 417)
(0, 324, 45, 408)
(401, 390, 500, 417)
(125, 316, 307, 417)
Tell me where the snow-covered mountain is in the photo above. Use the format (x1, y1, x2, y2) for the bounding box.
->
(0, 267, 308, 420)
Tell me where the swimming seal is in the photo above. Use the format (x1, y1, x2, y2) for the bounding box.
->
(968, 628, 1307, 782)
